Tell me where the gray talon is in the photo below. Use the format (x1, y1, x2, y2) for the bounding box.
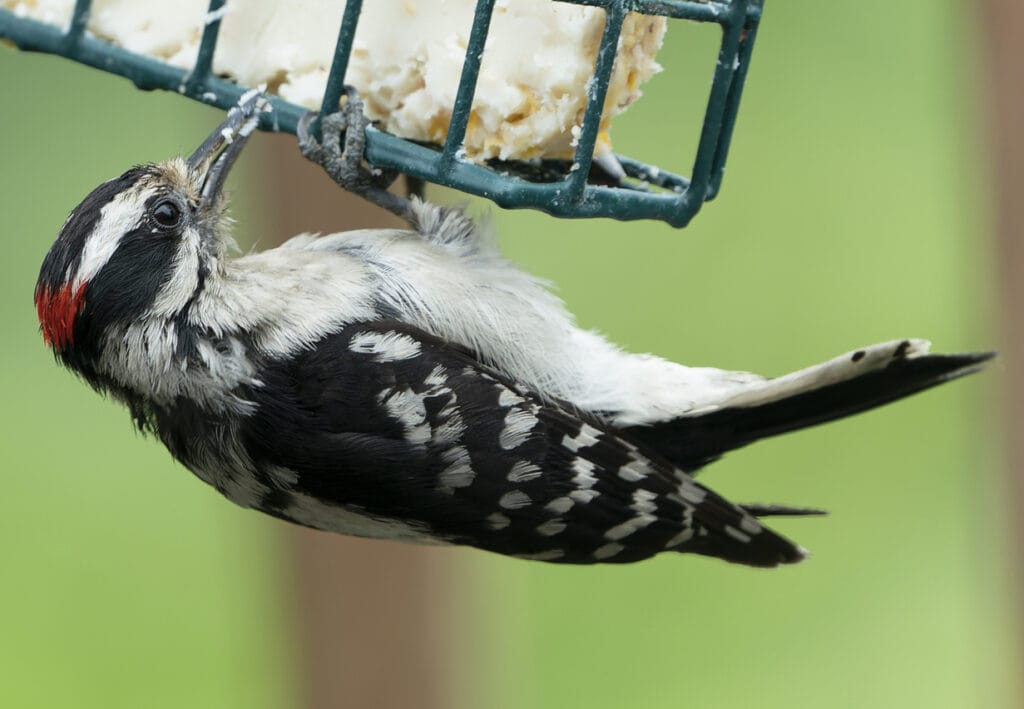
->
(297, 89, 413, 223)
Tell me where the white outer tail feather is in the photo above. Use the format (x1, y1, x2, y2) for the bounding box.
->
(692, 339, 932, 415)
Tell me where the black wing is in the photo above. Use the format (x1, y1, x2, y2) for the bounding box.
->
(238, 320, 804, 566)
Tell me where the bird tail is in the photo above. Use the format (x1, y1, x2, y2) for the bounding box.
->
(622, 339, 994, 472)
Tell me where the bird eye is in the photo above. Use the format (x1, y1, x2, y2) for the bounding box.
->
(151, 199, 182, 229)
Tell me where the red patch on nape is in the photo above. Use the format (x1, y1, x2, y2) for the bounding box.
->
(35, 282, 87, 350)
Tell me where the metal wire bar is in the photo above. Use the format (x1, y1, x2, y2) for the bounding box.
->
(707, 7, 759, 198)
(563, 0, 626, 202)
(687, 0, 747, 202)
(65, 0, 90, 46)
(0, 0, 764, 227)
(181, 0, 226, 96)
(316, 0, 364, 139)
(441, 0, 496, 168)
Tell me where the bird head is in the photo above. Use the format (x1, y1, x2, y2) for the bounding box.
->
(34, 92, 267, 368)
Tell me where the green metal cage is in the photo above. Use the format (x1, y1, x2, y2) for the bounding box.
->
(0, 0, 764, 227)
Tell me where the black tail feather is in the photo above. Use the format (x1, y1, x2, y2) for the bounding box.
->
(740, 503, 828, 517)
(623, 350, 994, 473)
(687, 526, 809, 568)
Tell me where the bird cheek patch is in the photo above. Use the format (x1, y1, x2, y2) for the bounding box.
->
(35, 282, 87, 350)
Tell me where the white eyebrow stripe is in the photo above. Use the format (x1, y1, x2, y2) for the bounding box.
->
(75, 188, 151, 287)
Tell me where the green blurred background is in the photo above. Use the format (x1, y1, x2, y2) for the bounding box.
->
(1, 1, 1016, 707)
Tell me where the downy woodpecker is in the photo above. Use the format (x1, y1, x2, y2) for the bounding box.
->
(34, 92, 991, 566)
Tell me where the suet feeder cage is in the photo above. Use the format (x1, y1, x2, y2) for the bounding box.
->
(0, 0, 764, 227)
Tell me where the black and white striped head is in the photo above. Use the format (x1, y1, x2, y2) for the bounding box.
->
(35, 93, 266, 368)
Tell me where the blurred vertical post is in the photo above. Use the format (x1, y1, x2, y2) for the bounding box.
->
(980, 0, 1024, 694)
(255, 133, 457, 709)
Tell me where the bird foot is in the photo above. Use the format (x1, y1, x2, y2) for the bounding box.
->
(297, 88, 414, 223)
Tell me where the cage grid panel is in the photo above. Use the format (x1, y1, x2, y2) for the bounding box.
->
(0, 0, 764, 227)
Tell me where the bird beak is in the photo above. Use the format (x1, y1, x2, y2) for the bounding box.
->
(187, 89, 269, 208)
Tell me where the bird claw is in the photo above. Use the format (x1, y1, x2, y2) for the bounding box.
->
(297, 88, 412, 222)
